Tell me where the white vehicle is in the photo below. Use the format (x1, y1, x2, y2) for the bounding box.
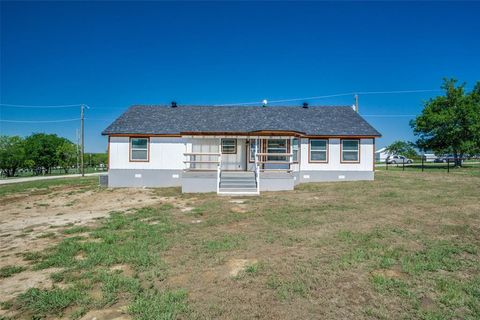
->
(386, 155, 413, 164)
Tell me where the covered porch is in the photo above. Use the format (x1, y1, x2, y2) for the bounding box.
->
(182, 135, 298, 194)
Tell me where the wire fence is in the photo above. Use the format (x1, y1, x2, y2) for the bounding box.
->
(376, 157, 480, 174)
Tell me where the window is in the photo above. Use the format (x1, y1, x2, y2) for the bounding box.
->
(221, 139, 236, 154)
(309, 139, 328, 162)
(130, 137, 149, 161)
(341, 139, 360, 162)
(249, 139, 257, 162)
(292, 138, 299, 162)
(267, 139, 288, 161)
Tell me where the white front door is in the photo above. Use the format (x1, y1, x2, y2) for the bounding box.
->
(221, 138, 246, 171)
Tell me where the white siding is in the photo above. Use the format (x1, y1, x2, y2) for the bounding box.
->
(300, 138, 374, 171)
(109, 136, 374, 172)
(109, 136, 185, 170)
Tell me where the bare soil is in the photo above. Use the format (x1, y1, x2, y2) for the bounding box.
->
(0, 185, 178, 303)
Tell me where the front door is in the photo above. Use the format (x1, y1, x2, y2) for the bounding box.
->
(221, 138, 246, 170)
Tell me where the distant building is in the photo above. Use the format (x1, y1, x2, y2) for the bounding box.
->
(375, 147, 391, 163)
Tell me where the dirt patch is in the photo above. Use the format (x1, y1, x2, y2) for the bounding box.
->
(0, 188, 161, 270)
(0, 267, 62, 302)
(231, 206, 248, 213)
(0, 186, 169, 308)
(80, 306, 131, 320)
(371, 268, 404, 279)
(110, 264, 135, 277)
(226, 258, 258, 277)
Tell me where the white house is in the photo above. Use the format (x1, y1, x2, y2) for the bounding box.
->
(375, 147, 391, 162)
(102, 104, 381, 195)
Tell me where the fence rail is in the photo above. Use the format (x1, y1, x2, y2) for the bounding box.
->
(378, 157, 480, 173)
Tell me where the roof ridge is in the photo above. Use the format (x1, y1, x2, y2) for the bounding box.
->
(130, 104, 353, 108)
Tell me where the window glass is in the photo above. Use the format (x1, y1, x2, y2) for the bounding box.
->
(292, 138, 299, 162)
(221, 139, 236, 154)
(310, 139, 327, 162)
(249, 139, 257, 162)
(342, 140, 359, 162)
(267, 139, 287, 161)
(130, 138, 148, 161)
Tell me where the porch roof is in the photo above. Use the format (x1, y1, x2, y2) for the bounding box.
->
(102, 105, 381, 137)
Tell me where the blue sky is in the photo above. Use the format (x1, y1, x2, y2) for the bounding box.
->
(1, 1, 479, 152)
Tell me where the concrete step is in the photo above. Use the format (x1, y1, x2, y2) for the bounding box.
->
(220, 183, 257, 188)
(221, 172, 255, 177)
(218, 187, 258, 194)
(220, 178, 256, 183)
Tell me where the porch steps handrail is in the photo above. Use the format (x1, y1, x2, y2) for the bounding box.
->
(216, 154, 221, 194)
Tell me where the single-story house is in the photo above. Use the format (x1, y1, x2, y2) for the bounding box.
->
(102, 104, 381, 194)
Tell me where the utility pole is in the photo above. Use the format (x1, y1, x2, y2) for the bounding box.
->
(80, 104, 85, 177)
(76, 129, 80, 174)
(354, 94, 359, 113)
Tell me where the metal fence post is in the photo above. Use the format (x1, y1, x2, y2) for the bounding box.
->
(402, 159, 405, 171)
(386, 159, 388, 170)
(447, 158, 450, 173)
(422, 156, 424, 172)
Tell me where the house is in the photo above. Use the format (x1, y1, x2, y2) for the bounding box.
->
(375, 147, 391, 162)
(102, 104, 381, 194)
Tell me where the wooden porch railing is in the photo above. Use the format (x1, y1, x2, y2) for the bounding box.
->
(183, 152, 221, 171)
(255, 153, 294, 171)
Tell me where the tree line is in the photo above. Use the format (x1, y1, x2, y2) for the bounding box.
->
(385, 78, 480, 166)
(0, 133, 107, 177)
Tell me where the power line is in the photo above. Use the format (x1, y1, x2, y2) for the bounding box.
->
(361, 114, 417, 117)
(215, 89, 441, 106)
(0, 118, 81, 123)
(357, 89, 440, 95)
(0, 103, 83, 108)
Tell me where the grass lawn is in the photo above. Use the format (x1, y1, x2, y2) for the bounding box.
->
(0, 176, 98, 197)
(0, 170, 479, 319)
(0, 167, 107, 180)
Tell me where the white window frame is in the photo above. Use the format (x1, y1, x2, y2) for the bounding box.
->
(130, 137, 149, 162)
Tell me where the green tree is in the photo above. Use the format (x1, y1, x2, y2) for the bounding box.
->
(24, 133, 65, 174)
(410, 78, 480, 166)
(88, 153, 108, 168)
(0, 135, 26, 177)
(56, 141, 77, 173)
(385, 140, 418, 159)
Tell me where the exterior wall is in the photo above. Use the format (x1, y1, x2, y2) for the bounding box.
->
(221, 139, 247, 170)
(260, 172, 295, 191)
(109, 136, 186, 170)
(109, 169, 182, 187)
(107, 136, 376, 189)
(299, 138, 374, 172)
(295, 170, 374, 184)
(182, 171, 217, 193)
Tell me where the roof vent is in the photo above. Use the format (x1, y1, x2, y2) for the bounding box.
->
(302, 102, 309, 108)
(262, 99, 268, 107)
(171, 101, 177, 108)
